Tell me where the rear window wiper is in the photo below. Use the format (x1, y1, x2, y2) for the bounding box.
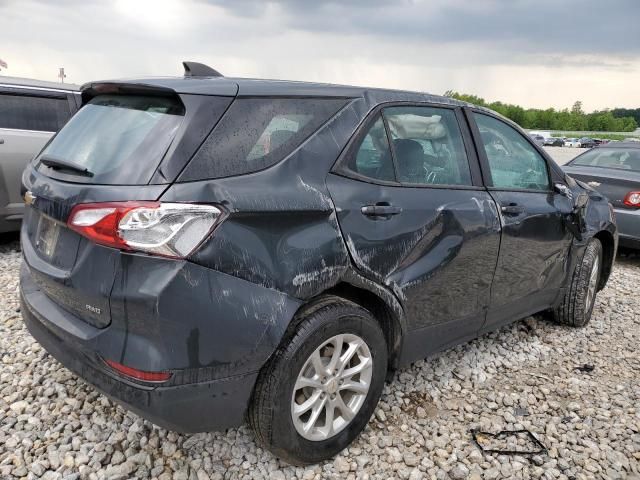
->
(40, 155, 94, 177)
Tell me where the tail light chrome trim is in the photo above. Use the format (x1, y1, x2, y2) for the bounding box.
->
(68, 202, 223, 258)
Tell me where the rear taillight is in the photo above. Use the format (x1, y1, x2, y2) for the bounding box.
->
(623, 191, 640, 208)
(68, 202, 223, 258)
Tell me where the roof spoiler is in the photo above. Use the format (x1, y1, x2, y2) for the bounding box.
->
(182, 61, 223, 78)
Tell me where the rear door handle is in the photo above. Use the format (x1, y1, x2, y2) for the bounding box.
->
(500, 204, 525, 215)
(0, 139, 4, 145)
(361, 204, 402, 217)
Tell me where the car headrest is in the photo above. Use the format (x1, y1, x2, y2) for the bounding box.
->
(625, 153, 640, 171)
(269, 130, 295, 150)
(394, 139, 424, 168)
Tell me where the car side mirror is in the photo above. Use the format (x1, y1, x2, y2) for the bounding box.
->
(555, 183, 588, 240)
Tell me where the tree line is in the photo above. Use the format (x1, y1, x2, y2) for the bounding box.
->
(444, 91, 638, 132)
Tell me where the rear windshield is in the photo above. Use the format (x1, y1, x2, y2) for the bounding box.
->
(37, 94, 184, 184)
(181, 97, 348, 180)
(571, 148, 640, 171)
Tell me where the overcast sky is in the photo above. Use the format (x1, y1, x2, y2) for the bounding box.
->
(1, 0, 639, 111)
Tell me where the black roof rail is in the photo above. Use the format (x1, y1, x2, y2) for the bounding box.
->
(182, 61, 223, 78)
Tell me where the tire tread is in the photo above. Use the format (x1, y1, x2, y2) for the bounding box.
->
(248, 296, 385, 464)
(553, 239, 602, 327)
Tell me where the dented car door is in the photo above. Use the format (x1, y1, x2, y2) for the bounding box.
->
(328, 104, 501, 359)
(469, 110, 575, 332)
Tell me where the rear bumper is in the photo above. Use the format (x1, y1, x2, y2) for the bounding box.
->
(20, 257, 301, 432)
(21, 290, 256, 432)
(613, 208, 640, 248)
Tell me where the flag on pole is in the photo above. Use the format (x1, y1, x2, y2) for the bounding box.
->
(0, 59, 7, 69)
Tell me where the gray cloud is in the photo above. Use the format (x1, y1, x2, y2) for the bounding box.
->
(202, 0, 640, 56)
(1, 0, 638, 111)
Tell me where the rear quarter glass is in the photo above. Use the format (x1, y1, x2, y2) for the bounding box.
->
(179, 97, 349, 181)
(34, 94, 186, 185)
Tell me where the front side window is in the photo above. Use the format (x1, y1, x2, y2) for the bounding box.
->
(474, 113, 550, 190)
(383, 106, 472, 186)
(0, 93, 71, 132)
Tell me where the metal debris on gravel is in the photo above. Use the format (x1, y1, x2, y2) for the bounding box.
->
(1, 236, 639, 479)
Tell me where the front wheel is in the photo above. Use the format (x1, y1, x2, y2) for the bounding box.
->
(553, 238, 602, 327)
(248, 297, 388, 465)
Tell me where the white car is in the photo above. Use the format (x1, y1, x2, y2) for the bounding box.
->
(565, 138, 582, 148)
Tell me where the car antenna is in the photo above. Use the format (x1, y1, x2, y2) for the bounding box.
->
(182, 61, 223, 78)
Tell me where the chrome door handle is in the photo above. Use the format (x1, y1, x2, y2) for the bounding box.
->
(361, 204, 402, 217)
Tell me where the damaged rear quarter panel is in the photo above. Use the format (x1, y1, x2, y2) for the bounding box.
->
(162, 99, 368, 300)
(109, 253, 302, 379)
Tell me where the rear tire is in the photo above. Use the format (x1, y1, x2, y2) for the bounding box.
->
(248, 297, 387, 465)
(553, 238, 602, 327)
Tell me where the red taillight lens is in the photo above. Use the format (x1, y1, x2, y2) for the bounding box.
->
(67, 202, 222, 258)
(105, 359, 172, 382)
(623, 191, 640, 208)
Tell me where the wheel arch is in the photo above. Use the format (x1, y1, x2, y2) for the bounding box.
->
(324, 282, 403, 372)
(283, 274, 406, 375)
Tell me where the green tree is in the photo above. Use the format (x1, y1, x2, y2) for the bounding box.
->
(571, 101, 584, 115)
(441, 91, 637, 132)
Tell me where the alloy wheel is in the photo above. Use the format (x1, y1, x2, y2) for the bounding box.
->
(291, 333, 373, 441)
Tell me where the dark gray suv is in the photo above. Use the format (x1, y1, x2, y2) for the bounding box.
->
(20, 62, 616, 464)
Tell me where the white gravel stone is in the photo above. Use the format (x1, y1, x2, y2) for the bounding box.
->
(1, 237, 639, 479)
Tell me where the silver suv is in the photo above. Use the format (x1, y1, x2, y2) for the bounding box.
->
(0, 77, 79, 232)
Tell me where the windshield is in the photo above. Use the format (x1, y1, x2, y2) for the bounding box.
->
(571, 148, 640, 171)
(37, 94, 184, 184)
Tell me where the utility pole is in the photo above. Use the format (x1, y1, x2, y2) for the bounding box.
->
(0, 58, 7, 73)
(58, 67, 66, 83)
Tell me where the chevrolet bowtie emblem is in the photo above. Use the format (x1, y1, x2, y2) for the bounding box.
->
(24, 191, 37, 206)
(587, 181, 601, 187)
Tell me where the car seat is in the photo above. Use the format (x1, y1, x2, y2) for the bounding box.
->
(394, 139, 425, 183)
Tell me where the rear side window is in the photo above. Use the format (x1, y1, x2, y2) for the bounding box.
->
(349, 115, 395, 182)
(0, 93, 71, 132)
(384, 106, 472, 186)
(37, 94, 184, 185)
(181, 98, 348, 180)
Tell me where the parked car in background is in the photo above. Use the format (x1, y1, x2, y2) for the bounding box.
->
(564, 142, 640, 249)
(0, 77, 80, 232)
(578, 137, 599, 148)
(20, 62, 617, 464)
(529, 134, 545, 146)
(544, 137, 565, 147)
(566, 138, 582, 148)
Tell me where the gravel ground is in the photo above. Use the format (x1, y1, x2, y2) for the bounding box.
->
(2, 232, 639, 479)
(543, 146, 583, 166)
